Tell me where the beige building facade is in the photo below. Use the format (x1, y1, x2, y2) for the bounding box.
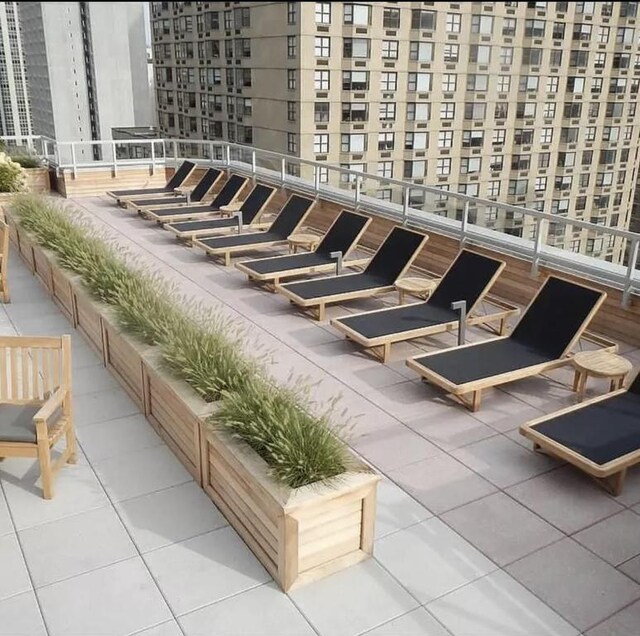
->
(151, 1, 640, 264)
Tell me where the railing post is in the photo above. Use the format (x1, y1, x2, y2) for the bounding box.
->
(173, 140, 178, 165)
(209, 142, 215, 165)
(70, 143, 77, 179)
(112, 141, 117, 176)
(225, 144, 231, 166)
(314, 165, 320, 193)
(402, 186, 409, 226)
(622, 237, 639, 308)
(150, 141, 155, 175)
(251, 149, 256, 176)
(531, 216, 547, 277)
(460, 200, 470, 246)
(355, 175, 361, 208)
(281, 157, 286, 185)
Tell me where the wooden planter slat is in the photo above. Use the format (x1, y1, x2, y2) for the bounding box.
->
(201, 423, 379, 591)
(51, 267, 76, 322)
(17, 228, 34, 271)
(101, 311, 151, 410)
(32, 244, 54, 292)
(71, 281, 106, 358)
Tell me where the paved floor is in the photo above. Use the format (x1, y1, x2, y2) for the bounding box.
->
(1, 195, 640, 635)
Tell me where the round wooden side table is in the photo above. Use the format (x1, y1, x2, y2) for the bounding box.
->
(572, 350, 632, 401)
(287, 233, 320, 254)
(218, 202, 243, 217)
(395, 277, 438, 305)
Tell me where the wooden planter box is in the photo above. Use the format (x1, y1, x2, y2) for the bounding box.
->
(14, 223, 35, 271)
(70, 279, 106, 358)
(50, 266, 77, 323)
(201, 423, 379, 592)
(101, 309, 152, 410)
(23, 168, 50, 194)
(31, 243, 54, 293)
(142, 351, 215, 483)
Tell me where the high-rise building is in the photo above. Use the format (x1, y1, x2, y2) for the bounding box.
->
(151, 1, 640, 264)
(0, 2, 32, 139)
(20, 2, 155, 159)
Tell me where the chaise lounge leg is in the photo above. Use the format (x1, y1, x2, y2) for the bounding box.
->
(601, 469, 626, 496)
(471, 390, 482, 412)
(316, 303, 326, 321)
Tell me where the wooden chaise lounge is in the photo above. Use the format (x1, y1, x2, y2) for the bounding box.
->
(276, 226, 428, 321)
(331, 250, 518, 363)
(141, 174, 248, 223)
(520, 371, 640, 495)
(165, 183, 276, 243)
(126, 167, 223, 212)
(235, 209, 371, 285)
(193, 194, 315, 266)
(106, 160, 196, 205)
(406, 276, 607, 411)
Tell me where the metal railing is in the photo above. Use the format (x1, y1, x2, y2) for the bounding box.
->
(4, 134, 639, 307)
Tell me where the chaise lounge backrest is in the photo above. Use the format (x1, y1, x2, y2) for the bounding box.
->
(429, 250, 504, 312)
(511, 277, 605, 359)
(210, 174, 247, 208)
(629, 372, 640, 396)
(239, 184, 276, 223)
(165, 161, 197, 190)
(189, 168, 222, 202)
(316, 211, 370, 257)
(269, 196, 314, 238)
(363, 227, 426, 284)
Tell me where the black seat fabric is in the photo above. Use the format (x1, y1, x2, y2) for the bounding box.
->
(413, 338, 554, 385)
(242, 252, 331, 276)
(337, 303, 458, 340)
(131, 168, 223, 208)
(199, 232, 280, 249)
(532, 391, 640, 465)
(110, 161, 195, 197)
(0, 404, 40, 443)
(285, 272, 391, 300)
(238, 185, 275, 223)
(170, 218, 238, 233)
(362, 227, 426, 285)
(149, 203, 216, 217)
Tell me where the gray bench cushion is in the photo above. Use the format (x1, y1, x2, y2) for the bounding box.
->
(0, 404, 40, 443)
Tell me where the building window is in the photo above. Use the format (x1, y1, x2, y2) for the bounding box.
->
(343, 38, 370, 58)
(508, 179, 528, 196)
(464, 103, 486, 120)
(379, 103, 396, 121)
(543, 102, 557, 118)
(585, 126, 597, 142)
(287, 69, 296, 90)
(407, 103, 430, 121)
(314, 70, 330, 90)
(523, 48, 543, 66)
(511, 153, 531, 170)
(446, 13, 461, 32)
(493, 129, 506, 145)
(411, 9, 436, 30)
(314, 134, 329, 154)
(487, 181, 501, 197)
(497, 76, 511, 92)
(490, 154, 504, 170)
(383, 8, 400, 29)
(344, 3, 371, 25)
(471, 14, 493, 34)
(287, 36, 297, 57)
(534, 177, 547, 192)
(315, 2, 331, 23)
(442, 74, 457, 92)
(461, 157, 482, 174)
(408, 73, 432, 92)
(468, 74, 489, 92)
(404, 160, 426, 179)
(314, 103, 329, 122)
(553, 22, 566, 39)
(287, 101, 296, 122)
(469, 45, 491, 64)
(381, 40, 398, 59)
(342, 103, 368, 122)
(315, 36, 330, 57)
(410, 41, 433, 62)
(524, 19, 546, 37)
(380, 72, 397, 91)
(378, 132, 394, 150)
(503, 18, 516, 37)
(500, 47, 514, 65)
(405, 132, 428, 150)
(340, 163, 366, 183)
(436, 158, 451, 176)
(342, 71, 368, 90)
(377, 189, 392, 201)
(540, 128, 554, 143)
(287, 133, 297, 153)
(438, 130, 453, 148)
(287, 2, 297, 25)
(462, 131, 484, 147)
(440, 103, 455, 120)
(443, 44, 459, 63)
(377, 161, 393, 178)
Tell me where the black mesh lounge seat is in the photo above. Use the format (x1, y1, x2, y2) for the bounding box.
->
(520, 372, 640, 495)
(331, 250, 513, 363)
(106, 160, 196, 204)
(165, 183, 276, 241)
(407, 276, 607, 411)
(276, 227, 428, 321)
(235, 209, 371, 284)
(142, 174, 248, 223)
(192, 194, 315, 266)
(129, 168, 223, 211)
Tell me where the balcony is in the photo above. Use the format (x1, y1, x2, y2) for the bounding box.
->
(1, 135, 640, 635)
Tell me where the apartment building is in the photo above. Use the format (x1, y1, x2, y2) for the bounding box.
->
(0, 2, 32, 139)
(151, 1, 640, 264)
(20, 2, 154, 160)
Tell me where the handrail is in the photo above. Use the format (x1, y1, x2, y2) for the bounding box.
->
(3, 134, 639, 305)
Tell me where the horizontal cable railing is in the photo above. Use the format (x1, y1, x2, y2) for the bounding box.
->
(3, 134, 639, 306)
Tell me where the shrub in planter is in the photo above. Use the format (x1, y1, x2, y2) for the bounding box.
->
(8, 149, 41, 169)
(0, 153, 25, 193)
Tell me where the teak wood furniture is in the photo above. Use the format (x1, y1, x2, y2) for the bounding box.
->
(0, 335, 75, 499)
(193, 194, 316, 266)
(236, 210, 371, 286)
(106, 160, 196, 205)
(520, 371, 640, 495)
(407, 276, 608, 411)
(276, 226, 429, 321)
(287, 233, 320, 254)
(0, 218, 9, 302)
(331, 250, 517, 363)
(572, 350, 633, 400)
(395, 277, 438, 305)
(140, 174, 248, 223)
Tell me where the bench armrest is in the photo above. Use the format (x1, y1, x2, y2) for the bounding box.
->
(34, 388, 67, 424)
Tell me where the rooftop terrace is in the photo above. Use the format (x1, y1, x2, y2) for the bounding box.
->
(2, 183, 640, 635)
